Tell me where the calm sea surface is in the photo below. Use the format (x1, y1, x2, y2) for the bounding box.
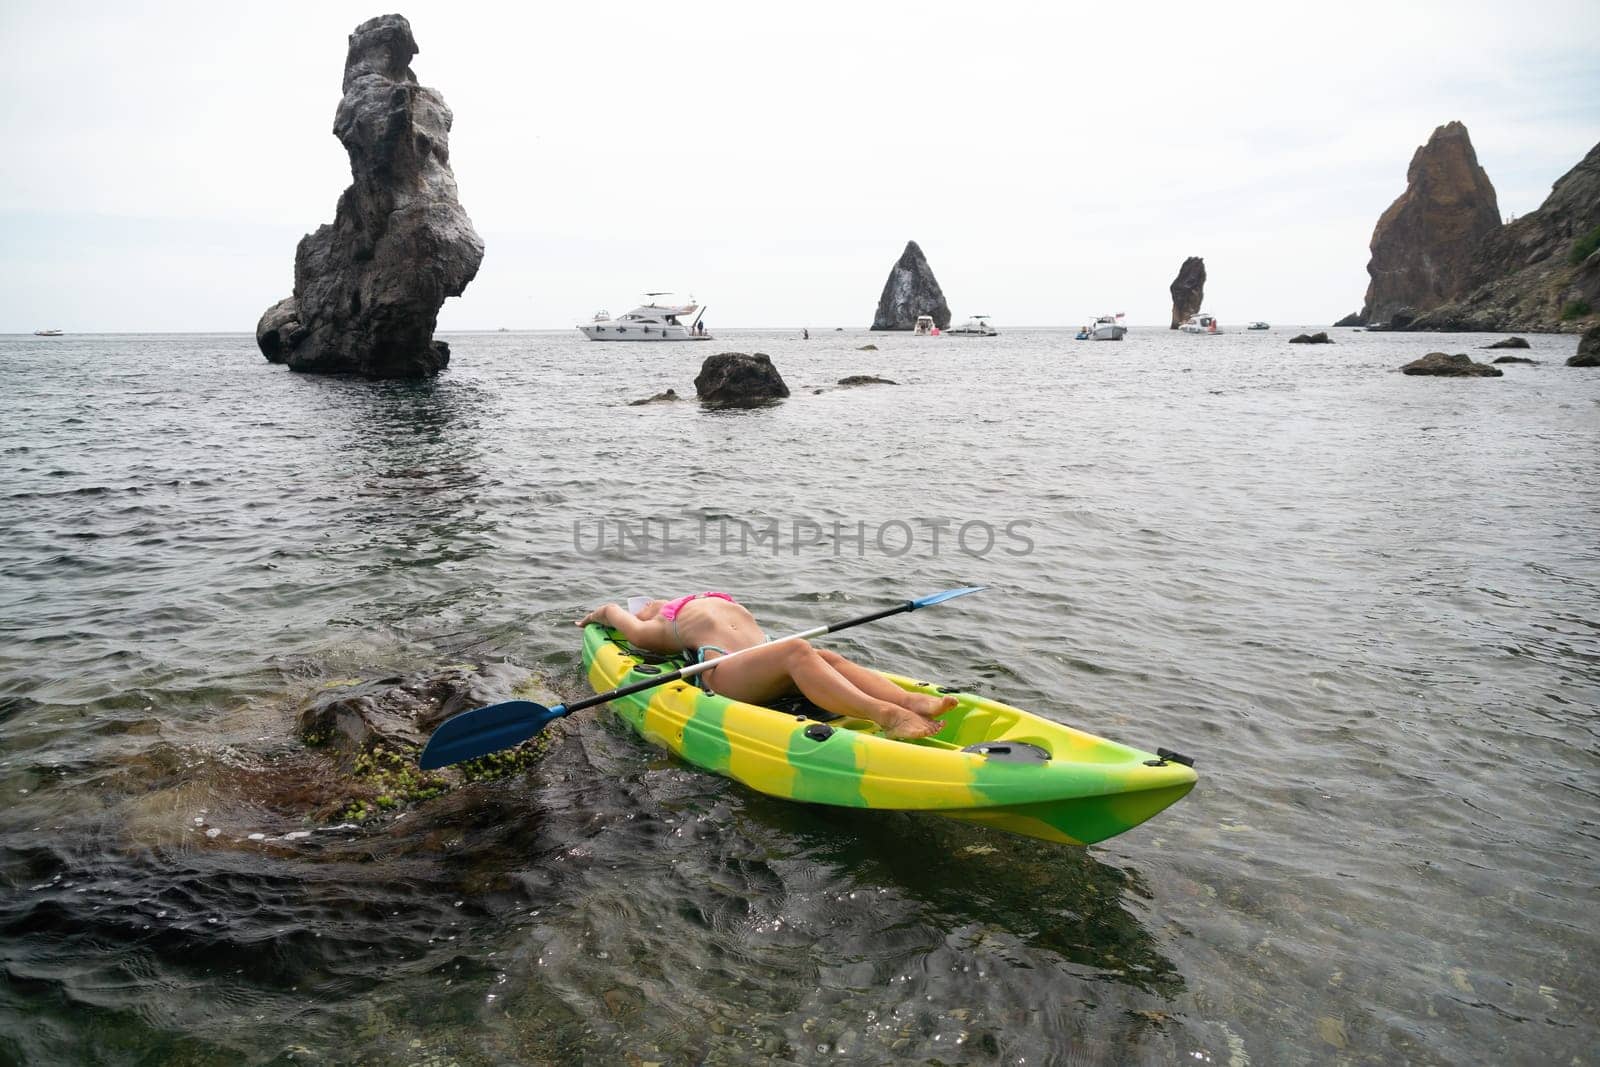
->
(1, 327, 1596, 1065)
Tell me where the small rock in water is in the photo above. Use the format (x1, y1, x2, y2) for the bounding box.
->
(1400, 352, 1503, 377)
(1289, 331, 1334, 344)
(837, 375, 897, 386)
(1569, 324, 1600, 366)
(694, 352, 789, 407)
(1483, 336, 1531, 349)
(628, 388, 679, 406)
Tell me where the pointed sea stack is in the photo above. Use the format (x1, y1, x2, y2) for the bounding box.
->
(1409, 140, 1600, 333)
(1169, 257, 1205, 329)
(871, 241, 951, 330)
(256, 15, 484, 378)
(1361, 122, 1500, 330)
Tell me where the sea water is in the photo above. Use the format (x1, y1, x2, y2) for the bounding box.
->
(1, 327, 1596, 1064)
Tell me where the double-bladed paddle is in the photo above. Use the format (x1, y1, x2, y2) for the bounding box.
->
(417, 586, 986, 769)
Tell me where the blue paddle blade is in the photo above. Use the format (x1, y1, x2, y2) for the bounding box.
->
(417, 700, 568, 769)
(911, 585, 987, 609)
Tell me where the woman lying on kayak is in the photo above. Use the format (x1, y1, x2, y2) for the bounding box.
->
(576, 592, 955, 738)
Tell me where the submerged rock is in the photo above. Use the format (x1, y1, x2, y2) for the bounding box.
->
(871, 240, 951, 331)
(1400, 352, 1503, 377)
(294, 662, 561, 823)
(256, 15, 484, 378)
(1570, 324, 1600, 366)
(628, 388, 680, 405)
(1169, 257, 1205, 329)
(695, 352, 789, 407)
(857, 343, 878, 351)
(1491, 355, 1537, 364)
(837, 375, 897, 386)
(298, 661, 542, 756)
(1484, 336, 1531, 349)
(1289, 331, 1334, 344)
(1362, 121, 1501, 328)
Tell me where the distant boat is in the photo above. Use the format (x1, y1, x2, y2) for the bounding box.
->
(1074, 327, 1090, 340)
(33, 328, 63, 336)
(1179, 314, 1224, 335)
(1090, 313, 1127, 341)
(1247, 321, 1270, 330)
(913, 314, 940, 336)
(946, 315, 997, 336)
(578, 293, 710, 341)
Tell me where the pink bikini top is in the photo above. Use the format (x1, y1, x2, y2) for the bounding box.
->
(658, 591, 736, 621)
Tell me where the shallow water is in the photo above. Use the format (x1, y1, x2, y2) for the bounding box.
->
(1, 326, 1596, 1065)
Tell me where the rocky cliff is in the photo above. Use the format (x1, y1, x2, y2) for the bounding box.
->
(257, 15, 484, 378)
(1406, 141, 1600, 333)
(1361, 122, 1501, 328)
(1169, 257, 1205, 328)
(871, 241, 951, 330)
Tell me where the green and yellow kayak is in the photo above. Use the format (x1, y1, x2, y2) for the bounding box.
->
(583, 625, 1196, 846)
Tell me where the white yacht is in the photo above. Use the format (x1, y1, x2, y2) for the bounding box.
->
(912, 314, 939, 336)
(1179, 313, 1224, 335)
(1247, 321, 1270, 330)
(578, 294, 710, 341)
(32, 328, 63, 337)
(1090, 314, 1127, 341)
(946, 315, 997, 336)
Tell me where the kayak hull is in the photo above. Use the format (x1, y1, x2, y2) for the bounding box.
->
(582, 625, 1196, 846)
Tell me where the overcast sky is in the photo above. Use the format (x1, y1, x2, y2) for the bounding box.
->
(2, 0, 1597, 332)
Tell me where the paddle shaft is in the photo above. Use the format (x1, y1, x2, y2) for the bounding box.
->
(561, 598, 927, 717)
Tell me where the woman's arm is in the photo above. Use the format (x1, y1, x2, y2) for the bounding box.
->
(575, 603, 680, 653)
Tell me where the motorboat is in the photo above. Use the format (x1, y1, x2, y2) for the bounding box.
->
(913, 314, 940, 336)
(32, 328, 63, 336)
(945, 315, 997, 336)
(1179, 313, 1224, 334)
(578, 294, 710, 341)
(1247, 321, 1270, 330)
(1074, 327, 1090, 340)
(1090, 313, 1127, 341)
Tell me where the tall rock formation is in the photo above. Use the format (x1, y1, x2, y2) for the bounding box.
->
(1408, 140, 1600, 333)
(871, 241, 951, 330)
(257, 15, 484, 378)
(1361, 122, 1500, 328)
(1169, 257, 1205, 328)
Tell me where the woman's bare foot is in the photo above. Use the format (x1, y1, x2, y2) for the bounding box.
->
(900, 692, 959, 720)
(877, 704, 944, 739)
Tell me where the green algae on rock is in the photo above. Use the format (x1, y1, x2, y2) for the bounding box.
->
(295, 662, 559, 823)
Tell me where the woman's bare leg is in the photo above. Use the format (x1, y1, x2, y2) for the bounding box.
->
(816, 649, 958, 719)
(705, 641, 941, 739)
